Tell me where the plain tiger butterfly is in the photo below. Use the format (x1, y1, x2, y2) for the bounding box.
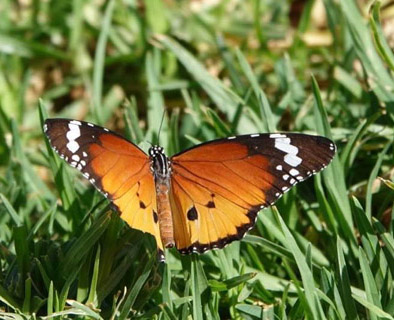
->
(44, 118, 336, 260)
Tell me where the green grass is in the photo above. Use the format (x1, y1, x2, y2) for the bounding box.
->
(1, 0, 394, 319)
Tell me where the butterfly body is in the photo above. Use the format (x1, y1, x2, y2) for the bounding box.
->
(44, 118, 336, 259)
(149, 146, 175, 248)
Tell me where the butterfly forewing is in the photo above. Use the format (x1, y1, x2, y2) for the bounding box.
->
(44, 118, 164, 250)
(170, 133, 336, 253)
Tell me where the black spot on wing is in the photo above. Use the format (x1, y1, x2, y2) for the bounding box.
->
(187, 206, 198, 221)
(206, 201, 215, 208)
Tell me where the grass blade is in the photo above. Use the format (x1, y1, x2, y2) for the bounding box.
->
(273, 207, 321, 319)
(336, 238, 359, 319)
(154, 35, 256, 132)
(0, 193, 22, 227)
(369, 1, 394, 71)
(92, 0, 116, 124)
(117, 254, 155, 320)
(235, 48, 275, 132)
(365, 140, 392, 219)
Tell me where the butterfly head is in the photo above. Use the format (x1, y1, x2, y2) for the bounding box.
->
(149, 145, 171, 178)
(149, 145, 164, 157)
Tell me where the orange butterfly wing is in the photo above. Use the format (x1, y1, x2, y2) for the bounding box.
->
(44, 119, 163, 250)
(170, 133, 336, 254)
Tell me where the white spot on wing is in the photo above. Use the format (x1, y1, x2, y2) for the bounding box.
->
(228, 136, 236, 140)
(72, 154, 80, 162)
(284, 154, 302, 167)
(70, 120, 82, 125)
(270, 133, 287, 138)
(66, 123, 81, 153)
(289, 168, 299, 176)
(250, 134, 260, 138)
(275, 141, 298, 155)
(276, 165, 282, 171)
(87, 123, 94, 127)
(66, 124, 80, 141)
(82, 151, 88, 157)
(283, 174, 289, 181)
(271, 133, 302, 168)
(67, 141, 79, 153)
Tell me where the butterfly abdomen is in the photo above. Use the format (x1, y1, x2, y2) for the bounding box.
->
(155, 177, 175, 248)
(149, 145, 175, 248)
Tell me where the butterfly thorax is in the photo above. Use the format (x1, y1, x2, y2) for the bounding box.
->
(149, 146, 175, 249)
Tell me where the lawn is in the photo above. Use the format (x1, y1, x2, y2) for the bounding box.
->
(1, 0, 394, 319)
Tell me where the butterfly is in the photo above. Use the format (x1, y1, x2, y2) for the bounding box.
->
(44, 118, 336, 259)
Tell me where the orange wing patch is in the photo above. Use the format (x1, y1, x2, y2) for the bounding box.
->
(112, 171, 163, 251)
(170, 157, 272, 253)
(87, 135, 163, 251)
(44, 118, 162, 251)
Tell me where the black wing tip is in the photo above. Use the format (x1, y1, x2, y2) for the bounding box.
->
(43, 118, 72, 135)
(314, 136, 337, 161)
(43, 118, 89, 128)
(44, 117, 71, 126)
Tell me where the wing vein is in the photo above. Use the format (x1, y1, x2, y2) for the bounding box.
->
(111, 162, 150, 200)
(100, 154, 121, 179)
(172, 168, 250, 211)
(222, 161, 283, 197)
(172, 179, 195, 249)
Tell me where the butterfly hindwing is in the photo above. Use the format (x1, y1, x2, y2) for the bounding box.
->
(44, 118, 163, 250)
(170, 133, 336, 253)
(170, 171, 259, 254)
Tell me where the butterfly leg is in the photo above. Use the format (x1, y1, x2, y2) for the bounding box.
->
(157, 248, 166, 262)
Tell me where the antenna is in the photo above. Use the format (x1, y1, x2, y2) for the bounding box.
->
(157, 110, 166, 145)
